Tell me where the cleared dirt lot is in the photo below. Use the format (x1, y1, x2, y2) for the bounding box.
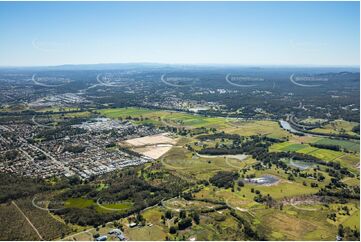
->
(133, 145, 173, 159)
(124, 133, 177, 147)
(124, 133, 177, 159)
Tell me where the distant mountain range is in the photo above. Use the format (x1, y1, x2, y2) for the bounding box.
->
(0, 63, 359, 73)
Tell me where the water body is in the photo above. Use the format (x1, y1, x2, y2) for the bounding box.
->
(246, 175, 279, 185)
(290, 160, 312, 170)
(279, 120, 304, 135)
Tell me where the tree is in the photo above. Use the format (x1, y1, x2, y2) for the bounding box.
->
(165, 210, 172, 220)
(338, 224, 345, 238)
(209, 171, 239, 188)
(179, 210, 186, 219)
(169, 226, 177, 234)
(178, 217, 192, 230)
(191, 212, 200, 224)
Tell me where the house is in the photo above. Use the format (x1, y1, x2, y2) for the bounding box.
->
(109, 229, 121, 235)
(109, 228, 126, 241)
(129, 222, 137, 228)
(96, 235, 107, 241)
(117, 232, 126, 241)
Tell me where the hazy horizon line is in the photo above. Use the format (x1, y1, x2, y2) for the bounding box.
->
(0, 62, 359, 69)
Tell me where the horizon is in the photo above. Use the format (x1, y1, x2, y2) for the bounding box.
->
(0, 1, 359, 67)
(0, 62, 360, 69)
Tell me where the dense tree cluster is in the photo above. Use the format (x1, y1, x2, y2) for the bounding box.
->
(209, 171, 239, 189)
(310, 143, 341, 151)
(51, 166, 189, 226)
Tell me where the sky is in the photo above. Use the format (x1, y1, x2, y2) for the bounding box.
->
(0, 1, 359, 67)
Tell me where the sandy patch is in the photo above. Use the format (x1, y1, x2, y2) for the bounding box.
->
(124, 133, 177, 159)
(133, 145, 173, 159)
(125, 133, 176, 147)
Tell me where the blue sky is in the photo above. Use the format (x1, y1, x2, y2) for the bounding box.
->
(0, 1, 359, 66)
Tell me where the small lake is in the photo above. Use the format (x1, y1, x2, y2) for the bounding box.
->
(279, 120, 303, 134)
(245, 175, 279, 185)
(290, 160, 312, 170)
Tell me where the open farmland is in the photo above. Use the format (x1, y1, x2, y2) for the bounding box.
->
(311, 120, 359, 136)
(99, 107, 158, 119)
(313, 138, 360, 153)
(224, 120, 290, 139)
(269, 139, 360, 173)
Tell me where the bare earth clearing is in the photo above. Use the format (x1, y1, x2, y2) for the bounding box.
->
(124, 133, 177, 159)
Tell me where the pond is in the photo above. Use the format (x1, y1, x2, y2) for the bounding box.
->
(279, 120, 303, 134)
(290, 160, 312, 170)
(245, 175, 279, 185)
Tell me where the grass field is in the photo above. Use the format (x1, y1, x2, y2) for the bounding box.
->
(301, 118, 328, 125)
(99, 108, 292, 138)
(99, 107, 157, 119)
(127, 203, 245, 241)
(342, 177, 360, 187)
(343, 208, 360, 229)
(65, 198, 95, 209)
(311, 120, 359, 136)
(35, 107, 81, 113)
(161, 146, 252, 181)
(65, 197, 132, 213)
(313, 138, 360, 153)
(254, 206, 336, 240)
(269, 140, 360, 173)
(224, 120, 290, 139)
(99, 107, 228, 129)
(126, 225, 167, 240)
(192, 186, 349, 241)
(193, 184, 359, 241)
(180, 210, 243, 240)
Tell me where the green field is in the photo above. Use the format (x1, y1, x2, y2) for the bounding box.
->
(99, 108, 290, 138)
(311, 119, 359, 136)
(301, 118, 328, 125)
(313, 138, 360, 153)
(65, 197, 132, 213)
(269, 140, 359, 174)
(270, 141, 316, 154)
(224, 120, 290, 139)
(254, 205, 337, 240)
(99, 107, 157, 119)
(270, 141, 346, 162)
(269, 142, 309, 152)
(65, 198, 95, 209)
(160, 145, 254, 181)
(125, 203, 245, 241)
